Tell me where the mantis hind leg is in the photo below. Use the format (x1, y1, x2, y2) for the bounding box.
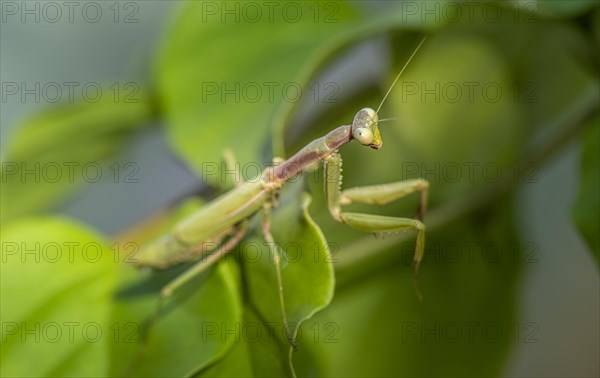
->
(127, 223, 248, 373)
(157, 222, 248, 299)
(323, 152, 429, 282)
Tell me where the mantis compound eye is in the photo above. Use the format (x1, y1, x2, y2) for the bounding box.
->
(353, 127, 374, 145)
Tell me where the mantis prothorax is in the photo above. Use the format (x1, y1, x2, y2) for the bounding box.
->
(134, 37, 429, 350)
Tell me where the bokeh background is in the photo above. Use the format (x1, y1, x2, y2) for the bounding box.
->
(2, 1, 599, 377)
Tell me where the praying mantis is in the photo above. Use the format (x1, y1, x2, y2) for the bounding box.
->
(134, 37, 429, 349)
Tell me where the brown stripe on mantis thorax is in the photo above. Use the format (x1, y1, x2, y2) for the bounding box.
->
(265, 125, 352, 183)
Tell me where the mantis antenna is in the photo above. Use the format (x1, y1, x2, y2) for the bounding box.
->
(375, 35, 428, 114)
(377, 117, 399, 123)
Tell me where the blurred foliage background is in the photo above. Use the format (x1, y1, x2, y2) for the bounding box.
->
(1, 1, 599, 377)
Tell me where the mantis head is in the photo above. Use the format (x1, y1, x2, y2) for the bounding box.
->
(352, 107, 382, 149)
(349, 36, 426, 151)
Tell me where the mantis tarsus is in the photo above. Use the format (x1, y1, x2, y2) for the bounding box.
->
(134, 37, 429, 350)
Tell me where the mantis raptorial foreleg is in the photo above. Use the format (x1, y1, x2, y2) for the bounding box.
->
(340, 178, 429, 221)
(324, 152, 428, 277)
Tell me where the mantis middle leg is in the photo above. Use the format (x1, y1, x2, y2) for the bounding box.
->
(261, 197, 297, 350)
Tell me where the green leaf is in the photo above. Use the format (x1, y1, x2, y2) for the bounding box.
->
(155, 1, 362, 177)
(194, 308, 292, 378)
(1, 95, 153, 222)
(194, 183, 335, 377)
(245, 188, 335, 348)
(109, 260, 243, 377)
(0, 212, 242, 377)
(191, 312, 255, 378)
(0, 217, 120, 377)
(573, 118, 600, 263)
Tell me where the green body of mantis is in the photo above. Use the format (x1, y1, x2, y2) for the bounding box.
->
(133, 38, 429, 348)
